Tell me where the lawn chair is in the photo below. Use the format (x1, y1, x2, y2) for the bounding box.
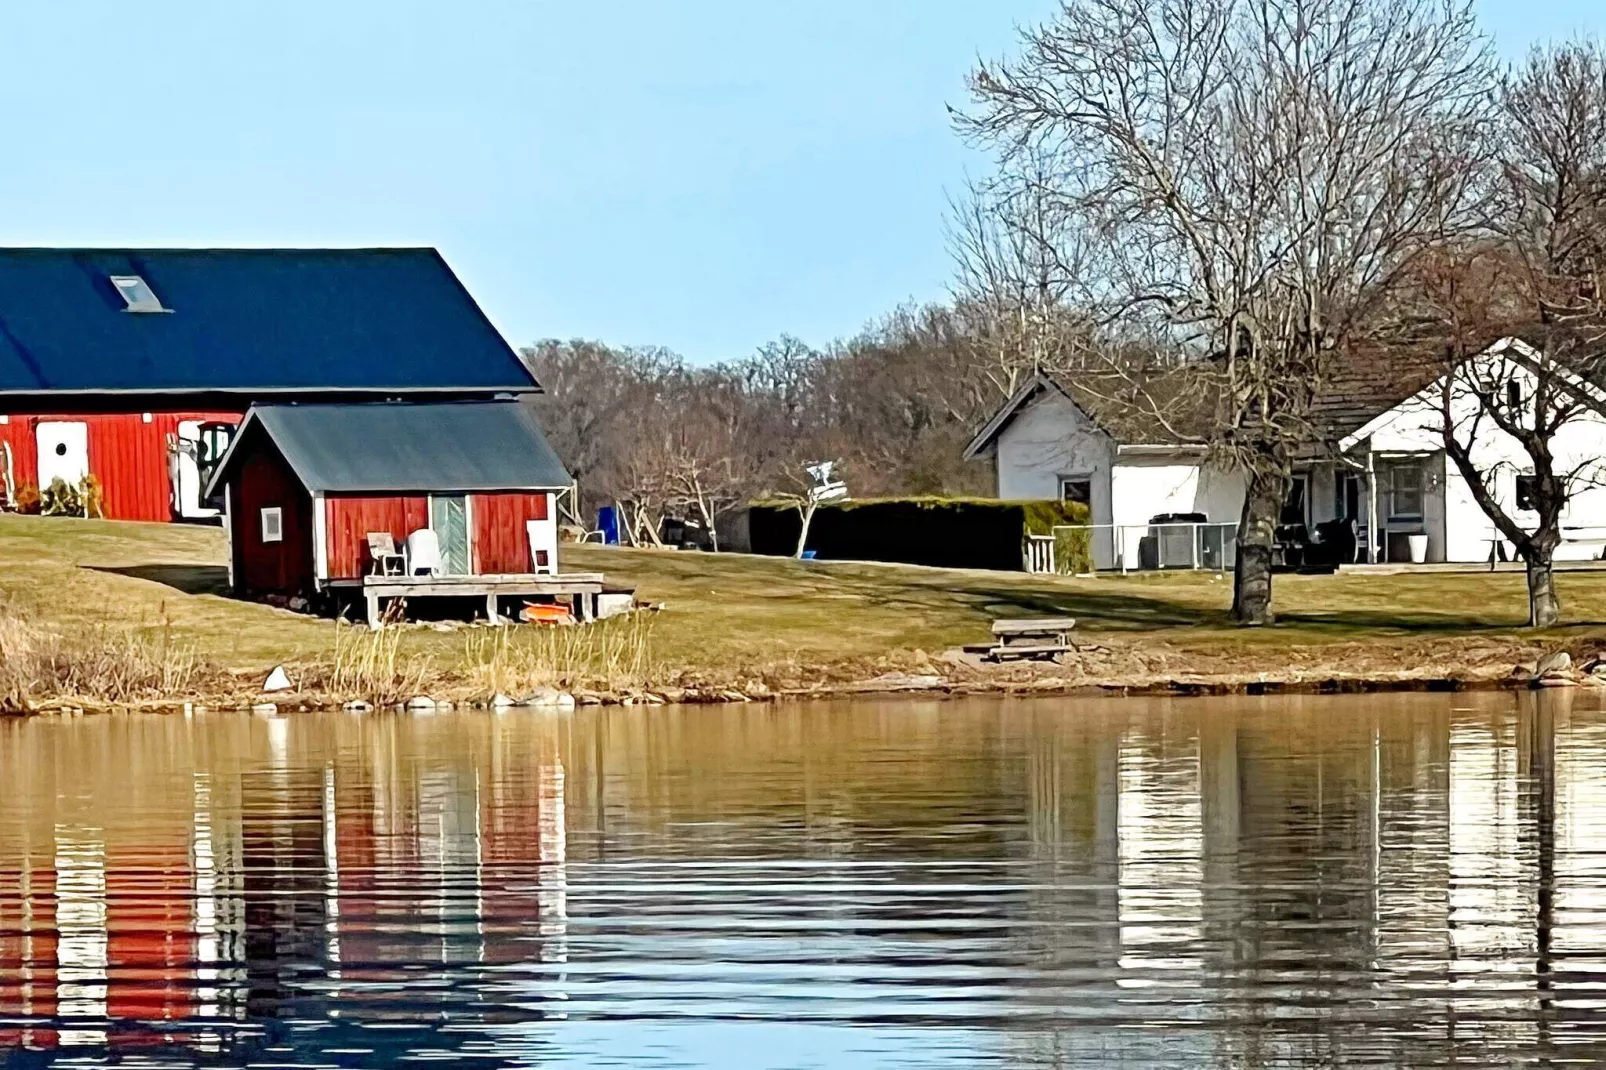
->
(406, 528, 442, 576)
(366, 532, 406, 576)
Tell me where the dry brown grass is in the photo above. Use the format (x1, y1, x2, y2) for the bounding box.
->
(304, 617, 434, 705)
(465, 611, 657, 697)
(0, 604, 212, 711)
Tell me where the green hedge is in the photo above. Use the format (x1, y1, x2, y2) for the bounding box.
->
(746, 496, 1092, 573)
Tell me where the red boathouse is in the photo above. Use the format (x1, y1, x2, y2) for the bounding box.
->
(0, 248, 540, 522)
(205, 400, 573, 600)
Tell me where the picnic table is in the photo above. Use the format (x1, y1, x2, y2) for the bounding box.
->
(984, 617, 1078, 661)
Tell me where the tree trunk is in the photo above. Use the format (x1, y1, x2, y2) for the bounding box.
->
(794, 501, 819, 559)
(1526, 554, 1561, 628)
(1233, 467, 1286, 626)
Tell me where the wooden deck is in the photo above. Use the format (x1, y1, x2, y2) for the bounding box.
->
(328, 572, 607, 628)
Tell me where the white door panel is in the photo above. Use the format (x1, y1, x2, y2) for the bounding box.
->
(36, 422, 88, 489)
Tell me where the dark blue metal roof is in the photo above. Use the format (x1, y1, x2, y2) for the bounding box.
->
(0, 248, 538, 398)
(206, 400, 573, 497)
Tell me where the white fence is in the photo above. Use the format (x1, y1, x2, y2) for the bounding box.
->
(1027, 522, 1239, 574)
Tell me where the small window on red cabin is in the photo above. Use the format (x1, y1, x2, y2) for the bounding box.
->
(261, 506, 283, 543)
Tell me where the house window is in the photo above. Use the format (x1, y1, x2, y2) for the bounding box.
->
(1281, 475, 1309, 526)
(1335, 472, 1361, 521)
(1059, 477, 1092, 507)
(1516, 475, 1538, 512)
(1388, 464, 1424, 520)
(1506, 380, 1523, 415)
(260, 506, 283, 543)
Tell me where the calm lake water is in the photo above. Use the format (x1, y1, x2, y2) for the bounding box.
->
(4, 693, 1606, 1067)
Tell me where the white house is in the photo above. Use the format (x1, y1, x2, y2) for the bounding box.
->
(965, 341, 1606, 569)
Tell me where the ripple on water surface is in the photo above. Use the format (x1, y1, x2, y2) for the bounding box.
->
(2, 692, 1606, 1067)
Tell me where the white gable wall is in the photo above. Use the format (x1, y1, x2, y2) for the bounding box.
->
(994, 390, 1119, 567)
(996, 389, 1116, 526)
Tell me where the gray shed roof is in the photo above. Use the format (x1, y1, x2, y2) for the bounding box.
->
(207, 401, 572, 497)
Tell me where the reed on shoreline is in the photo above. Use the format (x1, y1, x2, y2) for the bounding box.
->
(303, 612, 435, 705)
(465, 611, 657, 697)
(0, 603, 211, 712)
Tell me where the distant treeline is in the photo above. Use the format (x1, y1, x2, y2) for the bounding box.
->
(523, 303, 1026, 542)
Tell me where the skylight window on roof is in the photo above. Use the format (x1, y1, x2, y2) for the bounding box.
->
(110, 275, 167, 313)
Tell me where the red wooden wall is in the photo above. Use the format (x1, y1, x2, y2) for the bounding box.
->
(0, 411, 240, 522)
(472, 492, 550, 574)
(323, 492, 551, 578)
(324, 495, 430, 580)
(228, 429, 315, 596)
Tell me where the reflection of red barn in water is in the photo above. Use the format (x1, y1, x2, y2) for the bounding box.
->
(0, 730, 569, 1052)
(0, 856, 59, 1048)
(0, 833, 196, 1049)
(105, 842, 196, 1025)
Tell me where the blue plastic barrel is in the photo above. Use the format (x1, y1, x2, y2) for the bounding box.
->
(597, 505, 620, 545)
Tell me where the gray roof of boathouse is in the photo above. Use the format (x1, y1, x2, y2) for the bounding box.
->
(206, 400, 572, 497)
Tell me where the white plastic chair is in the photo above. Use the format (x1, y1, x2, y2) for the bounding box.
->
(527, 519, 557, 575)
(406, 528, 442, 576)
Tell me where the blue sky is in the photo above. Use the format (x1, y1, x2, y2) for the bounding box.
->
(0, 1, 1597, 363)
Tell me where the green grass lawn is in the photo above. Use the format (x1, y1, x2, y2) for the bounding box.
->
(1, 514, 1602, 689)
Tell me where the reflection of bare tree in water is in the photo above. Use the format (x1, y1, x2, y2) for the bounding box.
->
(1517, 693, 1557, 1056)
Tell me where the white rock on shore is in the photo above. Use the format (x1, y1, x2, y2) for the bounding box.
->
(520, 688, 576, 709)
(1536, 651, 1573, 678)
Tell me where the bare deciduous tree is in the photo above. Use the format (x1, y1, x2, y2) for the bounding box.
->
(1439, 343, 1606, 626)
(958, 0, 1491, 623)
(1396, 41, 1606, 626)
(526, 309, 1005, 543)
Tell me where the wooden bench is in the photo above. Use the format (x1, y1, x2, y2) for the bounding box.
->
(985, 617, 1078, 661)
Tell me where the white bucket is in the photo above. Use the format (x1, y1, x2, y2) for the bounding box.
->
(1407, 533, 1429, 564)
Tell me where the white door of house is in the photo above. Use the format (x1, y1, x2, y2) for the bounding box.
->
(36, 422, 88, 489)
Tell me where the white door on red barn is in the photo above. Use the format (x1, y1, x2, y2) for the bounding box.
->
(36, 422, 88, 490)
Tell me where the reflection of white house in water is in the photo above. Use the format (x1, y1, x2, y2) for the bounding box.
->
(967, 341, 1606, 568)
(1013, 698, 1606, 1065)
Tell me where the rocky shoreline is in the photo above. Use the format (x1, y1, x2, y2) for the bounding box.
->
(14, 643, 1606, 717)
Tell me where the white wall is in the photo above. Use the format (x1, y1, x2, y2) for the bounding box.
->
(1109, 464, 1197, 526)
(1109, 461, 1245, 568)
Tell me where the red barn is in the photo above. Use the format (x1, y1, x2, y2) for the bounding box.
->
(206, 400, 573, 604)
(0, 248, 539, 522)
